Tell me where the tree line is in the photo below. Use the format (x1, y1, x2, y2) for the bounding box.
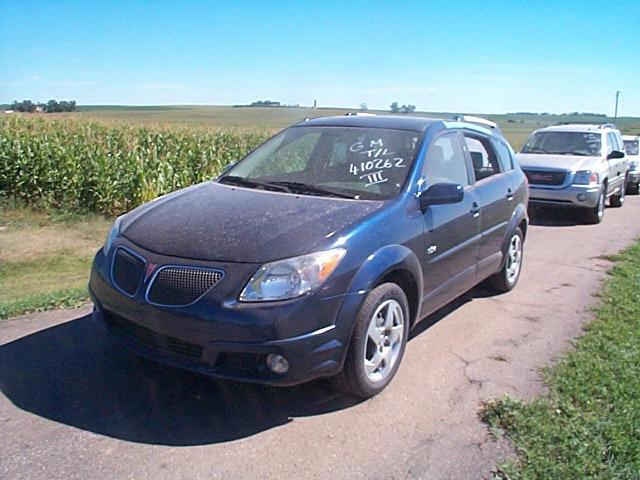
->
(390, 102, 416, 114)
(8, 99, 77, 113)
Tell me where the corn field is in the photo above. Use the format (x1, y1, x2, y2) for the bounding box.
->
(0, 116, 270, 215)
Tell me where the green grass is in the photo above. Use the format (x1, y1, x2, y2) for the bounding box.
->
(0, 203, 110, 319)
(0, 288, 89, 320)
(481, 241, 640, 479)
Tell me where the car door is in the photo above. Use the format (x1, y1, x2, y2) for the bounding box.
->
(419, 131, 481, 316)
(462, 130, 513, 279)
(606, 132, 624, 189)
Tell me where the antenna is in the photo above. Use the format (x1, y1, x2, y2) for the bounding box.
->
(614, 90, 621, 123)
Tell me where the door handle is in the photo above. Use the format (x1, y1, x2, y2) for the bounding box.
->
(470, 202, 480, 218)
(506, 188, 514, 201)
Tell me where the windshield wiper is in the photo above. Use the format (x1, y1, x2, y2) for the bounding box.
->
(267, 181, 356, 199)
(523, 148, 549, 154)
(218, 175, 288, 192)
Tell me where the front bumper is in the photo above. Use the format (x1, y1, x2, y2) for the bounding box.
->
(89, 241, 361, 386)
(528, 184, 600, 208)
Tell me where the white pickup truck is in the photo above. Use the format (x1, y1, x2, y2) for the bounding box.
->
(516, 123, 628, 224)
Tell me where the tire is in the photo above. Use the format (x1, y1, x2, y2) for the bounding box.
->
(628, 182, 639, 195)
(610, 179, 626, 207)
(331, 283, 410, 398)
(487, 227, 524, 293)
(583, 185, 606, 224)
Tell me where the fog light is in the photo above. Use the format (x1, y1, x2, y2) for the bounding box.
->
(266, 354, 289, 374)
(577, 193, 587, 201)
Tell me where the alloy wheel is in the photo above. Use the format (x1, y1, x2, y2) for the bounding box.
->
(363, 299, 404, 383)
(506, 234, 522, 284)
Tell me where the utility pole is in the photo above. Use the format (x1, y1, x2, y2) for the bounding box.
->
(614, 90, 621, 124)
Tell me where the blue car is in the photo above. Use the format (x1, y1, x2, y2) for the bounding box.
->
(89, 114, 528, 398)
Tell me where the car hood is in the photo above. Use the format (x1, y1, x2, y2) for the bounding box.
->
(517, 153, 602, 172)
(121, 182, 384, 263)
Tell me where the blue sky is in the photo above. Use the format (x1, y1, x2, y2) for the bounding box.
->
(1, 0, 639, 115)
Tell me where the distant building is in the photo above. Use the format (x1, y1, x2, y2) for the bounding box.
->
(3, 110, 14, 114)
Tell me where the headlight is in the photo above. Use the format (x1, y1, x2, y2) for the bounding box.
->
(239, 248, 346, 302)
(103, 216, 123, 255)
(573, 170, 599, 186)
(630, 160, 638, 170)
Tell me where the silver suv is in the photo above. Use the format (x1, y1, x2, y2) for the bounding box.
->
(517, 123, 628, 223)
(622, 135, 639, 194)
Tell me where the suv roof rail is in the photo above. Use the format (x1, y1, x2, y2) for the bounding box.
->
(344, 112, 376, 116)
(554, 122, 617, 129)
(452, 115, 501, 133)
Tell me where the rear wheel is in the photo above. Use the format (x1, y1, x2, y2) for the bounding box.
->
(583, 185, 606, 224)
(487, 227, 524, 293)
(610, 180, 626, 207)
(628, 182, 640, 195)
(331, 283, 409, 398)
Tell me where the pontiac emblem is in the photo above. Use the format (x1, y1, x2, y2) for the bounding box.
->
(145, 262, 157, 280)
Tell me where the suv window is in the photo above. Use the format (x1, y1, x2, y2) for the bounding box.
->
(493, 139, 514, 171)
(607, 132, 618, 154)
(522, 131, 601, 156)
(463, 133, 501, 181)
(423, 132, 469, 186)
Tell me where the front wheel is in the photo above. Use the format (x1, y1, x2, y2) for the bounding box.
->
(331, 283, 409, 398)
(610, 180, 625, 207)
(487, 227, 524, 293)
(583, 185, 606, 224)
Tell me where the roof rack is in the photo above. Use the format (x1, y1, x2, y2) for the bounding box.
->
(344, 112, 376, 116)
(452, 115, 501, 133)
(554, 122, 617, 129)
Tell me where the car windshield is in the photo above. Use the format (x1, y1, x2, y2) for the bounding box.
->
(220, 126, 421, 200)
(521, 131, 601, 156)
(623, 140, 639, 156)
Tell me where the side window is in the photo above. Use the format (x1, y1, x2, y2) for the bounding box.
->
(606, 133, 616, 154)
(423, 132, 469, 187)
(614, 133, 624, 152)
(493, 139, 515, 171)
(463, 133, 501, 181)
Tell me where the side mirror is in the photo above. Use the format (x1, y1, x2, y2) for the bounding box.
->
(419, 182, 464, 211)
(608, 150, 625, 160)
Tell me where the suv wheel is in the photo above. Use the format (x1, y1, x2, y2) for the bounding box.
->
(488, 227, 524, 293)
(331, 283, 409, 398)
(610, 180, 626, 207)
(584, 185, 606, 224)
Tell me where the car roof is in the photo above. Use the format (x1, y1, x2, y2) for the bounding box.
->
(534, 124, 617, 133)
(296, 114, 503, 139)
(622, 134, 639, 140)
(298, 114, 439, 132)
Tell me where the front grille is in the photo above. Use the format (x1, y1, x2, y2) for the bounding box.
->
(147, 266, 224, 306)
(112, 248, 145, 296)
(104, 310, 204, 359)
(523, 169, 567, 186)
